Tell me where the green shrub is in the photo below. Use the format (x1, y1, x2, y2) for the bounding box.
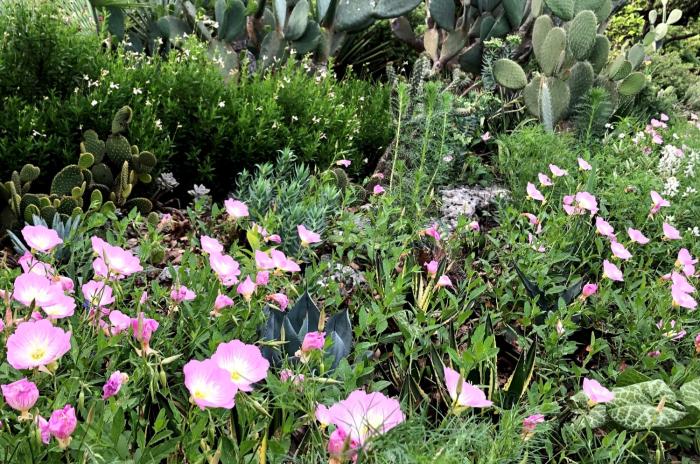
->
(0, 1, 107, 101)
(0, 37, 392, 199)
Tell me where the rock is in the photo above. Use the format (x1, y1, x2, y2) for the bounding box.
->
(440, 185, 509, 229)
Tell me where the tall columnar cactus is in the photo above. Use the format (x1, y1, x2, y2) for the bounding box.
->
(492, 0, 649, 132)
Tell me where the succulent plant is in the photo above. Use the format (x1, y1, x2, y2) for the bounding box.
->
(259, 291, 353, 369)
(1, 106, 156, 237)
(389, 0, 529, 75)
(492, 1, 651, 132)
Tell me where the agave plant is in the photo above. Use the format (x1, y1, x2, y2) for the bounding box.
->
(7, 213, 82, 262)
(259, 291, 353, 369)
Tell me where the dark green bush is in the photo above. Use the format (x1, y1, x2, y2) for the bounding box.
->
(0, 27, 392, 199)
(0, 1, 107, 101)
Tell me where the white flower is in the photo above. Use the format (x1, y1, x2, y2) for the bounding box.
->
(91, 100, 98, 107)
(109, 82, 119, 89)
(155, 119, 163, 130)
(133, 88, 143, 95)
(218, 101, 225, 108)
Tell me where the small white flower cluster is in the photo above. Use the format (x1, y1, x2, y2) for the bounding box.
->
(662, 176, 680, 198)
(657, 144, 683, 178)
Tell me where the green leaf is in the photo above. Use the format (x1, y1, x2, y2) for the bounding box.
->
(325, 309, 353, 368)
(502, 336, 537, 408)
(429, 0, 456, 31)
(608, 380, 688, 430)
(284, 0, 309, 41)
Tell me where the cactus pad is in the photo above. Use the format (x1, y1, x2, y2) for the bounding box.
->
(568, 61, 594, 109)
(538, 27, 567, 76)
(589, 35, 610, 74)
(546, 0, 574, 20)
(618, 72, 645, 96)
(51, 165, 84, 197)
(19, 164, 40, 183)
(106, 135, 134, 165)
(111, 106, 133, 135)
(493, 59, 527, 90)
(568, 10, 597, 61)
(82, 129, 106, 163)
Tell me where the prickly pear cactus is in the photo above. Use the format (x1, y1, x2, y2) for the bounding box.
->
(492, 0, 650, 131)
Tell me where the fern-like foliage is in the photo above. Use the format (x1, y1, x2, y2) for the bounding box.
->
(573, 87, 614, 141)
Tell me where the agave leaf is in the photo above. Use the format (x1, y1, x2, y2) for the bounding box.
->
(502, 336, 537, 408)
(325, 309, 352, 368)
(260, 305, 286, 365)
(513, 262, 548, 310)
(560, 279, 583, 305)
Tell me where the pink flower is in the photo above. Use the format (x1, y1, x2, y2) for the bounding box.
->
(581, 283, 598, 299)
(372, 173, 385, 180)
(672, 285, 697, 310)
(602, 260, 623, 282)
(6, 320, 71, 370)
(660, 113, 669, 122)
(200, 235, 223, 254)
(444, 367, 493, 408)
(56, 276, 74, 293)
(267, 293, 289, 310)
(627, 228, 650, 245)
(183, 359, 237, 410)
(301, 331, 325, 352)
(468, 220, 480, 232)
(18, 252, 54, 276)
(224, 199, 249, 219)
(425, 260, 438, 277)
(315, 404, 332, 426)
(574, 192, 598, 216)
(671, 272, 695, 294)
(270, 249, 301, 273)
(42, 293, 76, 320)
(211, 339, 269, 392)
(255, 271, 270, 286)
(648, 350, 661, 358)
(214, 294, 234, 312)
(695, 333, 700, 353)
(577, 158, 592, 171)
(267, 234, 282, 244)
(327, 427, 359, 462)
(102, 371, 129, 399)
(279, 369, 304, 385)
(650, 118, 666, 128)
(131, 313, 159, 352)
(611, 241, 632, 261)
(582, 378, 614, 404)
(35, 415, 50, 444)
(423, 223, 441, 241)
(595, 217, 616, 240)
(652, 133, 664, 144)
(663, 222, 681, 240)
(373, 185, 385, 195)
(526, 182, 545, 203)
(336, 159, 351, 168)
(209, 252, 241, 286)
(481, 132, 491, 142)
(48, 405, 77, 444)
(676, 249, 697, 276)
(538, 173, 553, 186)
(562, 195, 576, 215)
(437, 275, 453, 288)
(82, 280, 114, 308)
(170, 285, 196, 303)
(326, 390, 405, 444)
(236, 276, 256, 301)
(297, 225, 322, 246)
(650, 191, 670, 215)
(523, 414, 545, 433)
(12, 273, 64, 309)
(92, 240, 142, 278)
(1, 378, 39, 417)
(521, 213, 540, 225)
(255, 250, 275, 270)
(140, 291, 148, 305)
(549, 164, 568, 177)
(21, 225, 62, 253)
(108, 310, 132, 335)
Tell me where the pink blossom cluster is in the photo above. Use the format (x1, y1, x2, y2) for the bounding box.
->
(183, 340, 269, 410)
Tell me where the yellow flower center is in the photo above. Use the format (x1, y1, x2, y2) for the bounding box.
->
(31, 348, 46, 361)
(230, 371, 242, 381)
(194, 390, 207, 399)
